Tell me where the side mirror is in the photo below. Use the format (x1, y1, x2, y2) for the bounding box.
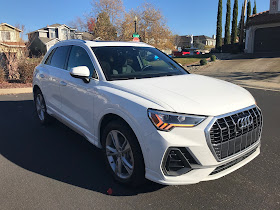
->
(70, 66, 90, 79)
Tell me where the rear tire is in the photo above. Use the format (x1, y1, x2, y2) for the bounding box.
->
(34, 89, 52, 125)
(102, 120, 146, 187)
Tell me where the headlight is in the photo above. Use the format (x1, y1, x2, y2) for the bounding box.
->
(148, 109, 206, 131)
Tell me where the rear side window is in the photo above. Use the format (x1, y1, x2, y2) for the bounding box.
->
(67, 46, 95, 77)
(49, 46, 70, 69)
(44, 49, 56, 65)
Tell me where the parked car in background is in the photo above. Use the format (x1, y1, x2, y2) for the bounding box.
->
(172, 49, 190, 57)
(33, 40, 263, 186)
(181, 49, 190, 55)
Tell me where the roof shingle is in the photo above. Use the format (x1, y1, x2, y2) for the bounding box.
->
(247, 10, 280, 27)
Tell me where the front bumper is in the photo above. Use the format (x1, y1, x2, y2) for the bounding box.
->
(142, 106, 262, 185)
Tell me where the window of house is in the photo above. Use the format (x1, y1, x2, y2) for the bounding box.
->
(1, 31, 11, 41)
(70, 31, 75, 39)
(67, 46, 96, 77)
(61, 29, 68, 40)
(49, 46, 71, 69)
(49, 29, 56, 39)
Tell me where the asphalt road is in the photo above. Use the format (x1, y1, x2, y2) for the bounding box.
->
(0, 88, 279, 210)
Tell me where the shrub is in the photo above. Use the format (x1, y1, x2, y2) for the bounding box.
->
(210, 55, 216, 62)
(200, 59, 207, 66)
(18, 57, 42, 83)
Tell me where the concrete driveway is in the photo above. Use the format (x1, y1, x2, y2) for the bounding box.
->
(189, 53, 280, 91)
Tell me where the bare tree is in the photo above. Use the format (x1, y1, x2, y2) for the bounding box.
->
(69, 16, 88, 32)
(14, 24, 26, 41)
(119, 9, 139, 41)
(91, 0, 124, 27)
(120, 3, 174, 50)
(3, 50, 21, 79)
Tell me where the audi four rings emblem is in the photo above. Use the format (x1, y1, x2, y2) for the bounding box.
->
(237, 115, 253, 129)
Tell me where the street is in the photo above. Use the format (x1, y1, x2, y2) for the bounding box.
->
(0, 88, 279, 210)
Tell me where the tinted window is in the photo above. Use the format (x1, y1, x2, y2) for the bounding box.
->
(92, 46, 188, 81)
(50, 46, 70, 69)
(44, 48, 56, 65)
(67, 46, 95, 77)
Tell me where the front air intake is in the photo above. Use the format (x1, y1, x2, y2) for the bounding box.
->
(162, 148, 197, 176)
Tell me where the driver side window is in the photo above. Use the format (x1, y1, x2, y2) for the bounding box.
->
(139, 50, 169, 69)
(67, 46, 97, 78)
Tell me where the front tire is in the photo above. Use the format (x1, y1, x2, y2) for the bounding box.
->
(102, 120, 145, 186)
(34, 90, 52, 125)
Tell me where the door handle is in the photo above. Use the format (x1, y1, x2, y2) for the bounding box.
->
(60, 81, 67, 86)
(39, 74, 45, 78)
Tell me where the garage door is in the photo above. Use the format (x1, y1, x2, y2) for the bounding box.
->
(254, 26, 280, 53)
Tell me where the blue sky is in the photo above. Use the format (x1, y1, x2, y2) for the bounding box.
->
(1, 0, 269, 40)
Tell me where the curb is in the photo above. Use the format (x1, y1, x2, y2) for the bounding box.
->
(0, 87, 33, 95)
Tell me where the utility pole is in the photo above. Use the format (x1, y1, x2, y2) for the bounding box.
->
(132, 16, 140, 42)
(134, 16, 137, 33)
(240, 0, 247, 44)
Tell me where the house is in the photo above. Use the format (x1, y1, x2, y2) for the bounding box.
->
(245, 0, 280, 53)
(176, 35, 216, 49)
(28, 23, 83, 56)
(0, 23, 25, 56)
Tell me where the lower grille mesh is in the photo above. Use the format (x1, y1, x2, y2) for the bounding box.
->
(210, 147, 257, 175)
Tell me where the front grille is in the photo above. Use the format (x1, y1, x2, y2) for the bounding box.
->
(210, 147, 257, 175)
(208, 106, 262, 160)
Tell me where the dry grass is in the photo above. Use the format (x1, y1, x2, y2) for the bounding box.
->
(173, 58, 201, 66)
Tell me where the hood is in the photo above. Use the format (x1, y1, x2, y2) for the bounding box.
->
(108, 74, 255, 116)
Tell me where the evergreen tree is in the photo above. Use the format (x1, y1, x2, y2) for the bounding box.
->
(246, 0, 252, 25)
(224, 0, 231, 45)
(253, 0, 257, 14)
(238, 4, 245, 41)
(216, 0, 223, 49)
(231, 0, 238, 44)
(94, 11, 117, 40)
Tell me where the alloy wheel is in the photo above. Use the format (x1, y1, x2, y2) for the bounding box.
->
(106, 130, 134, 179)
(36, 93, 46, 121)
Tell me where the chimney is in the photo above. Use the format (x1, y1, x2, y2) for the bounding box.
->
(212, 35, 216, 40)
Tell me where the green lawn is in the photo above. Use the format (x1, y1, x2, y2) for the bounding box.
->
(173, 58, 201, 66)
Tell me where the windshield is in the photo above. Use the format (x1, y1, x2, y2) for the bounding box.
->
(91, 46, 188, 81)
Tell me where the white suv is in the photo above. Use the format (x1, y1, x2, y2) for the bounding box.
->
(33, 40, 263, 186)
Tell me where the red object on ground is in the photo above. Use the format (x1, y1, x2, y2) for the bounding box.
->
(107, 188, 113, 195)
(133, 37, 140, 42)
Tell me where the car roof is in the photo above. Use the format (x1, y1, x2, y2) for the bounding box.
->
(54, 39, 154, 48)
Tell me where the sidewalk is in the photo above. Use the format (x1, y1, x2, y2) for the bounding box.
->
(0, 87, 33, 95)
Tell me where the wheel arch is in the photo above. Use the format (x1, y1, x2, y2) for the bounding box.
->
(33, 84, 41, 97)
(99, 113, 137, 147)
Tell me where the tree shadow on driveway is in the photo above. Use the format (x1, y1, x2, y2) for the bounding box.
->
(0, 99, 164, 196)
(203, 71, 280, 82)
